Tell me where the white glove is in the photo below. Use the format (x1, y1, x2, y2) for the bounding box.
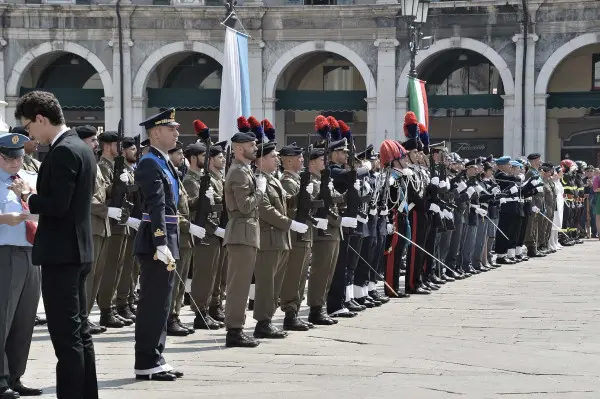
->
(341, 217, 358, 228)
(353, 180, 361, 191)
(357, 215, 368, 224)
(189, 223, 206, 239)
(480, 209, 488, 217)
(205, 187, 215, 203)
(363, 181, 371, 194)
(444, 209, 454, 219)
(457, 181, 467, 193)
(466, 186, 475, 197)
(500, 197, 507, 204)
(256, 175, 267, 193)
(328, 181, 334, 191)
(290, 220, 309, 234)
(125, 217, 141, 230)
(475, 185, 483, 193)
(431, 177, 440, 186)
(119, 171, 129, 183)
(373, 172, 380, 178)
(519, 174, 525, 181)
(305, 182, 314, 195)
(369, 207, 377, 216)
(510, 186, 518, 194)
(314, 218, 328, 230)
(389, 176, 395, 186)
(532, 206, 540, 213)
(428, 203, 441, 213)
(214, 227, 225, 238)
(380, 208, 389, 216)
(107, 207, 122, 220)
(492, 187, 500, 195)
(439, 180, 448, 189)
(387, 223, 394, 234)
(536, 186, 544, 192)
(155, 245, 175, 267)
(363, 162, 372, 172)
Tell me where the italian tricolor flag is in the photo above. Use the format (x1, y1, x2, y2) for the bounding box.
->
(408, 76, 429, 130)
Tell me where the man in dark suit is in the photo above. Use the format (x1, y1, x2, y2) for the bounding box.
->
(10, 90, 99, 399)
(133, 108, 186, 381)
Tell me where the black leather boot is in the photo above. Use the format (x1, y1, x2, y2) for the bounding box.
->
(99, 308, 125, 328)
(167, 314, 189, 336)
(226, 329, 259, 348)
(283, 311, 309, 331)
(253, 320, 287, 339)
(194, 311, 221, 330)
(308, 307, 337, 325)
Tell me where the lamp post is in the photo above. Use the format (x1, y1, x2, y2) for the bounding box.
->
(400, 0, 430, 78)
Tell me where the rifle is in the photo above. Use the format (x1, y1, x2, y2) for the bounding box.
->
(315, 131, 337, 236)
(192, 120, 221, 243)
(109, 118, 132, 224)
(295, 135, 323, 242)
(343, 137, 364, 220)
(129, 134, 143, 219)
(219, 144, 232, 229)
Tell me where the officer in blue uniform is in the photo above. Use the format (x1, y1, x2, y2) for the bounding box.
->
(133, 108, 184, 381)
(0, 132, 43, 398)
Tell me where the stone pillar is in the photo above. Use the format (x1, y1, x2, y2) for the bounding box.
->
(501, 94, 518, 156)
(103, 96, 115, 133)
(374, 38, 398, 146)
(512, 34, 524, 157)
(0, 47, 5, 123)
(132, 96, 146, 139)
(249, 41, 264, 119)
(526, 34, 539, 156)
(366, 97, 377, 145)
(534, 93, 548, 160)
(395, 96, 408, 141)
(4, 96, 18, 129)
(263, 97, 276, 129)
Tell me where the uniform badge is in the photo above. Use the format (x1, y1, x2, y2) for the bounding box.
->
(154, 228, 165, 237)
(12, 135, 19, 145)
(170, 109, 176, 120)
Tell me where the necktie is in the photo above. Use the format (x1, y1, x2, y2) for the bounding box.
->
(10, 175, 37, 245)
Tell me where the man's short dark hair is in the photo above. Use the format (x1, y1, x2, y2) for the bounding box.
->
(15, 90, 65, 126)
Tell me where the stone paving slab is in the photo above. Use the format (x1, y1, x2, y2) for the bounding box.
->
(25, 241, 600, 398)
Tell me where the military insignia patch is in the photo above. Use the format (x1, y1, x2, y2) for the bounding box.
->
(154, 228, 165, 237)
(12, 135, 19, 145)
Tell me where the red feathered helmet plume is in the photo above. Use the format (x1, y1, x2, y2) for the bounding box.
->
(338, 120, 351, 141)
(248, 116, 266, 142)
(237, 116, 250, 133)
(314, 115, 330, 139)
(380, 139, 407, 167)
(327, 116, 341, 141)
(403, 111, 419, 139)
(193, 119, 210, 141)
(261, 119, 275, 142)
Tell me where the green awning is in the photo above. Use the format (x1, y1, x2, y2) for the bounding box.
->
(19, 87, 104, 110)
(427, 94, 504, 110)
(275, 90, 367, 111)
(147, 88, 221, 110)
(547, 91, 600, 109)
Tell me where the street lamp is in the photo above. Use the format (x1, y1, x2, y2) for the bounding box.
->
(402, 0, 430, 77)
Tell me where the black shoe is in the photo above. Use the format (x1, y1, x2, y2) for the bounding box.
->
(34, 316, 47, 326)
(128, 303, 137, 314)
(300, 318, 314, 329)
(117, 305, 136, 322)
(364, 296, 383, 307)
(170, 370, 184, 378)
(368, 290, 390, 304)
(422, 281, 439, 291)
(430, 275, 445, 285)
(441, 273, 455, 282)
(330, 309, 357, 318)
(113, 310, 134, 326)
(496, 257, 514, 265)
(344, 300, 364, 312)
(193, 311, 221, 330)
(283, 311, 310, 331)
(408, 287, 430, 295)
(11, 380, 42, 396)
(226, 329, 260, 348)
(99, 309, 125, 328)
(308, 307, 336, 325)
(177, 317, 195, 334)
(0, 388, 20, 399)
(253, 320, 287, 339)
(208, 305, 225, 323)
(167, 315, 189, 336)
(135, 372, 177, 381)
(87, 320, 106, 335)
(247, 299, 254, 311)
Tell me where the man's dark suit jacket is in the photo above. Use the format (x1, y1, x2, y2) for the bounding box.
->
(28, 129, 96, 266)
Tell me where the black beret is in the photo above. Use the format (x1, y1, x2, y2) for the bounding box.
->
(214, 140, 228, 151)
(75, 125, 98, 140)
(168, 141, 183, 154)
(122, 137, 136, 149)
(279, 144, 303, 157)
(231, 132, 256, 143)
(184, 143, 206, 157)
(540, 162, 554, 172)
(403, 138, 419, 152)
(256, 141, 277, 157)
(99, 131, 118, 143)
(309, 148, 325, 160)
(208, 145, 224, 157)
(527, 153, 541, 161)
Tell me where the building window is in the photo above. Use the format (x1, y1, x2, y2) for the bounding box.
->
(593, 54, 600, 90)
(305, 0, 337, 4)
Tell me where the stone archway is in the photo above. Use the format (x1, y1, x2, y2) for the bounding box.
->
(263, 40, 377, 142)
(5, 41, 114, 127)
